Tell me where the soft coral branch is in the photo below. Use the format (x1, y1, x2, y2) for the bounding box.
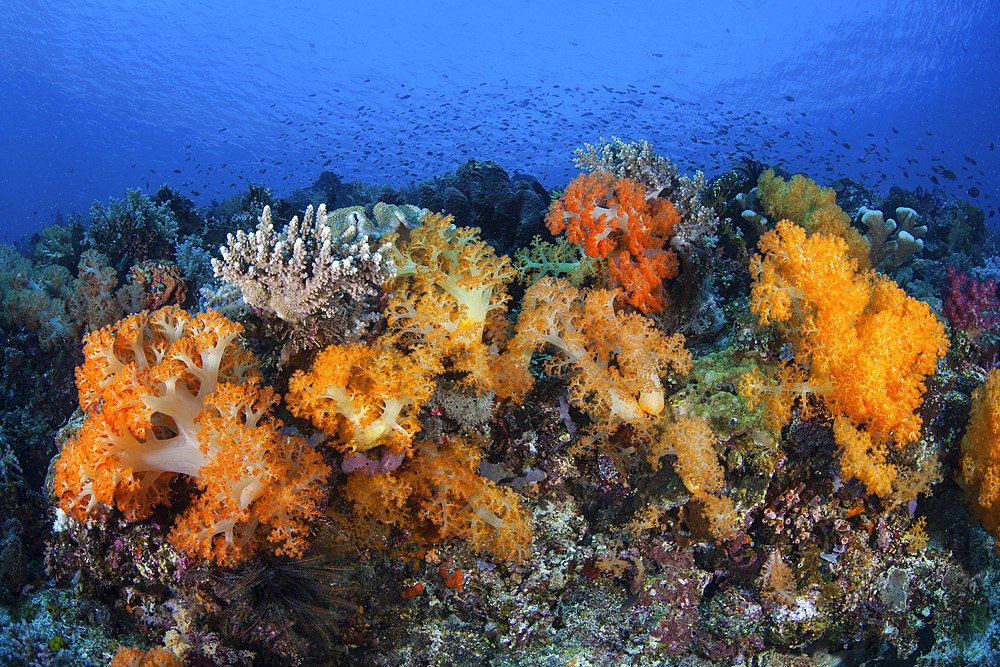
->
(546, 172, 679, 313)
(54, 307, 329, 566)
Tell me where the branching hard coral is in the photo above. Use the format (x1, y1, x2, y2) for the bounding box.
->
(858, 206, 926, 273)
(53, 307, 329, 566)
(342, 437, 532, 562)
(497, 277, 691, 431)
(212, 204, 394, 331)
(285, 341, 442, 456)
(739, 220, 948, 498)
(385, 211, 515, 391)
(574, 136, 677, 195)
(961, 369, 1000, 547)
(756, 170, 870, 269)
(546, 172, 680, 313)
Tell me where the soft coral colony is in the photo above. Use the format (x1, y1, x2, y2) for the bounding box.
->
(25, 137, 1000, 663)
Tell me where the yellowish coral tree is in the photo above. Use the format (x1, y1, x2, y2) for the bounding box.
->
(385, 212, 515, 391)
(740, 220, 947, 498)
(962, 369, 1000, 546)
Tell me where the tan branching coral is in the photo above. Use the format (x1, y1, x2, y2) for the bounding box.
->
(212, 204, 395, 330)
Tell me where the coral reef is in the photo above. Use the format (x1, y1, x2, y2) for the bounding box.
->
(213, 203, 394, 332)
(416, 159, 550, 253)
(3, 141, 1000, 667)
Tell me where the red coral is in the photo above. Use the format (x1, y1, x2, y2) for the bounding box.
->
(546, 172, 679, 312)
(943, 264, 1000, 338)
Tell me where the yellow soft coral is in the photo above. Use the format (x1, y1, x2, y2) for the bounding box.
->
(286, 342, 442, 456)
(740, 221, 947, 497)
(961, 369, 1000, 547)
(497, 277, 691, 431)
(653, 416, 740, 542)
(756, 169, 870, 269)
(385, 211, 515, 391)
(342, 437, 533, 562)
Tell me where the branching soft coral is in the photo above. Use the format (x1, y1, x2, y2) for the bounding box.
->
(755, 170, 870, 269)
(653, 416, 740, 542)
(342, 437, 533, 562)
(53, 307, 329, 566)
(546, 172, 680, 313)
(285, 342, 442, 456)
(385, 211, 515, 391)
(739, 221, 947, 498)
(961, 369, 1000, 547)
(497, 277, 691, 431)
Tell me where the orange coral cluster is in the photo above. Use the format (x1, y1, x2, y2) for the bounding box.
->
(546, 172, 680, 313)
(755, 169, 870, 268)
(961, 369, 1000, 547)
(54, 307, 329, 565)
(498, 277, 691, 432)
(655, 416, 740, 542)
(342, 437, 533, 562)
(740, 221, 948, 497)
(127, 259, 187, 309)
(385, 211, 515, 391)
(109, 646, 181, 667)
(286, 342, 441, 456)
(288, 214, 536, 561)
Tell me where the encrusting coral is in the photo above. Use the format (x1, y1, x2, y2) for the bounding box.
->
(53, 307, 329, 566)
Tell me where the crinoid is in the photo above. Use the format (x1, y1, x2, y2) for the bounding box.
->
(212, 552, 357, 653)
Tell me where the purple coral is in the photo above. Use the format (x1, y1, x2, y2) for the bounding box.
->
(943, 264, 1000, 337)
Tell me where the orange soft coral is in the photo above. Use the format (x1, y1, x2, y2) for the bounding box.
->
(286, 341, 442, 456)
(385, 211, 515, 390)
(342, 437, 533, 562)
(546, 172, 679, 312)
(497, 277, 691, 428)
(961, 369, 1000, 547)
(740, 221, 947, 497)
(53, 307, 329, 566)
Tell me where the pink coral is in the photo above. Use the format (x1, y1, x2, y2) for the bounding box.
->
(943, 264, 1000, 338)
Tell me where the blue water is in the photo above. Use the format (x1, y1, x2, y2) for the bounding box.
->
(1, 0, 997, 240)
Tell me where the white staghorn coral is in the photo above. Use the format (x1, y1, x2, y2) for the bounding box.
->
(212, 203, 395, 327)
